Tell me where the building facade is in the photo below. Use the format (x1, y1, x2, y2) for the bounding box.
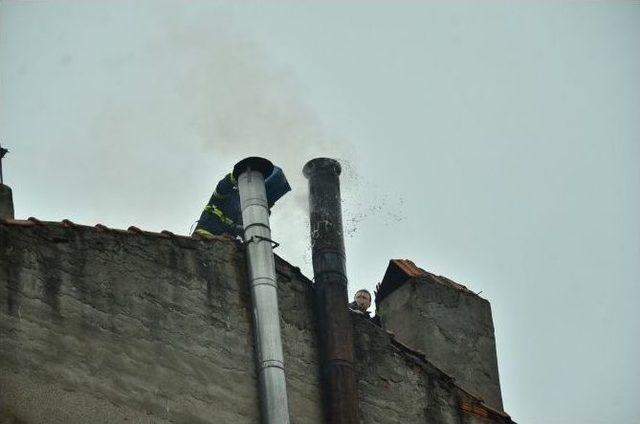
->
(0, 219, 515, 423)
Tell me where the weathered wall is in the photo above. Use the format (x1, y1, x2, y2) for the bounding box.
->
(0, 222, 513, 423)
(354, 313, 512, 424)
(376, 278, 503, 412)
(0, 222, 323, 423)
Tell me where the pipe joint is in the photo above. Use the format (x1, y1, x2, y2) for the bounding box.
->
(242, 197, 269, 209)
(260, 359, 285, 371)
(250, 277, 278, 289)
(312, 250, 347, 276)
(313, 272, 348, 288)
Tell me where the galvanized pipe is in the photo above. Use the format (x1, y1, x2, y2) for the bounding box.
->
(236, 157, 290, 424)
(303, 158, 360, 424)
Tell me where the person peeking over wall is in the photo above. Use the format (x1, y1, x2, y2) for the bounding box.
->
(349, 289, 372, 318)
(192, 161, 291, 240)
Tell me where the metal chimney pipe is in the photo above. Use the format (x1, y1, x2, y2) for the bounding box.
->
(235, 157, 290, 424)
(303, 158, 360, 424)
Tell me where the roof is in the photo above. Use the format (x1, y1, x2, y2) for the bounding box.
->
(0, 217, 228, 242)
(375, 259, 477, 307)
(0, 216, 311, 285)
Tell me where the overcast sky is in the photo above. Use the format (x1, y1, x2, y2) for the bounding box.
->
(1, 1, 639, 423)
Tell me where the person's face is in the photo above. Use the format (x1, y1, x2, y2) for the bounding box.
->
(354, 291, 371, 311)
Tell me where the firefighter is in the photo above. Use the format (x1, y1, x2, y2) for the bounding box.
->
(193, 163, 291, 239)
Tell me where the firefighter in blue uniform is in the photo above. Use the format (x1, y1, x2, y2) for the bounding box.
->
(193, 162, 291, 239)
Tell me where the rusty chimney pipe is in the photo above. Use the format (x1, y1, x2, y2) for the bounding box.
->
(303, 158, 360, 424)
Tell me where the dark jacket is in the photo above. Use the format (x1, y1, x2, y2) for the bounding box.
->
(194, 166, 291, 237)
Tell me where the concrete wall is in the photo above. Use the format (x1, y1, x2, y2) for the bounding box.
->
(0, 221, 513, 423)
(376, 277, 504, 412)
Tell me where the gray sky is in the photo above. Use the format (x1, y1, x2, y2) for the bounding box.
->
(1, 1, 639, 423)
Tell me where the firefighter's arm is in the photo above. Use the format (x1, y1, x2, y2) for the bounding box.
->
(212, 173, 236, 200)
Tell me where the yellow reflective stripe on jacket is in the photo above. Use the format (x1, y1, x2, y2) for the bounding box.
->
(193, 228, 215, 238)
(204, 205, 235, 226)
